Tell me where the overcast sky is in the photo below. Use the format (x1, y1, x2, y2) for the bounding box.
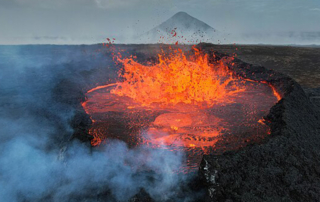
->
(0, 0, 320, 44)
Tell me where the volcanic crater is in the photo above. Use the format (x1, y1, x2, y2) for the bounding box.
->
(64, 43, 320, 201)
(80, 44, 283, 173)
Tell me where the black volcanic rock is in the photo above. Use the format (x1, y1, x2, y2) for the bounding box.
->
(56, 43, 320, 201)
(198, 43, 320, 202)
(306, 87, 320, 108)
(129, 189, 155, 202)
(52, 79, 93, 143)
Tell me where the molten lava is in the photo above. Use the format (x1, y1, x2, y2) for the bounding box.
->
(82, 47, 280, 172)
(111, 48, 243, 108)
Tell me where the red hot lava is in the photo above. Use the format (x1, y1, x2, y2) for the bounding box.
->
(82, 47, 280, 171)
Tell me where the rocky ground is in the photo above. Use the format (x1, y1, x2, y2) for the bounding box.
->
(208, 44, 320, 89)
(198, 44, 320, 202)
(2, 44, 319, 201)
(53, 43, 320, 201)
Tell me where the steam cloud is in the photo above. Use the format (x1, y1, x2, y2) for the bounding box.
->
(0, 45, 194, 201)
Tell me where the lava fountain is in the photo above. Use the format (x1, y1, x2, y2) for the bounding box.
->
(82, 46, 280, 172)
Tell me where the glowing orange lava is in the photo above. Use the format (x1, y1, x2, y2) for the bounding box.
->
(111, 47, 243, 108)
(82, 47, 280, 172)
(82, 48, 281, 172)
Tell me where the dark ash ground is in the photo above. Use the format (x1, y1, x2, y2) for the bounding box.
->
(198, 44, 320, 202)
(76, 43, 320, 201)
(0, 43, 320, 202)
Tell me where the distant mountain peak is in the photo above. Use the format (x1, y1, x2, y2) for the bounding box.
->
(155, 11, 215, 32)
(170, 11, 202, 23)
(172, 11, 192, 18)
(141, 11, 218, 44)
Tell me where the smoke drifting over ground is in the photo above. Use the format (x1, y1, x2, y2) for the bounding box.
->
(0, 45, 196, 201)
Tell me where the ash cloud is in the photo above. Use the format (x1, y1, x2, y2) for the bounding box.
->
(0, 45, 195, 201)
